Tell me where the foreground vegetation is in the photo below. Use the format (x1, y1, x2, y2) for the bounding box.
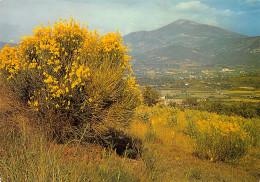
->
(0, 86, 259, 181)
(0, 17, 139, 142)
(0, 18, 259, 181)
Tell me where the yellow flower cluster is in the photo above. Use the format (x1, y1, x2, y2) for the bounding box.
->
(184, 109, 250, 161)
(190, 111, 247, 139)
(0, 45, 20, 79)
(0, 17, 138, 116)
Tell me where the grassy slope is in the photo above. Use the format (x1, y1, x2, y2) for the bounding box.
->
(0, 81, 259, 181)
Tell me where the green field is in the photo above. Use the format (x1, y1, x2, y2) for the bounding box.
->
(159, 89, 260, 103)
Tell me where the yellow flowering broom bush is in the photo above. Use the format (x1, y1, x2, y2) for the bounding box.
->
(0, 17, 140, 139)
(184, 110, 253, 161)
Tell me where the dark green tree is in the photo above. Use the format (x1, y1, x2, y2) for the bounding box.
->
(142, 86, 160, 107)
(182, 96, 198, 108)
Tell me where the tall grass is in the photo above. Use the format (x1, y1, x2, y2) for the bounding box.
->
(0, 119, 141, 182)
(128, 104, 260, 181)
(0, 97, 259, 181)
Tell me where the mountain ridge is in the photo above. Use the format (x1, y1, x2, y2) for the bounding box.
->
(159, 19, 246, 36)
(123, 19, 259, 68)
(0, 41, 16, 50)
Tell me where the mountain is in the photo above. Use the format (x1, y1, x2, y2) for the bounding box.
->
(123, 19, 260, 69)
(0, 41, 16, 50)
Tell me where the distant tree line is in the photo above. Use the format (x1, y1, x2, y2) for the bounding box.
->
(170, 97, 260, 118)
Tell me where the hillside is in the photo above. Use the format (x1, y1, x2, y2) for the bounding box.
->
(123, 19, 260, 69)
(0, 80, 259, 181)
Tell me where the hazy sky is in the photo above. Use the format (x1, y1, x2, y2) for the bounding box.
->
(0, 0, 259, 42)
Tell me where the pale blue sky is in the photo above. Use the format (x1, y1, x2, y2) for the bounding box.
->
(0, 0, 259, 42)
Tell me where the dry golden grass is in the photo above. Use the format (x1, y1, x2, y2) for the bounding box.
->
(127, 105, 260, 181)
(0, 81, 259, 181)
(0, 81, 143, 181)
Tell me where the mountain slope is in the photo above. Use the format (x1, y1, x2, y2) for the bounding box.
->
(124, 19, 246, 53)
(123, 19, 260, 68)
(0, 41, 16, 50)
